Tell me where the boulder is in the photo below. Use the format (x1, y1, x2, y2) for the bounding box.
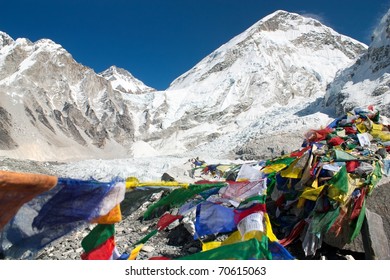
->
(361, 209, 390, 259)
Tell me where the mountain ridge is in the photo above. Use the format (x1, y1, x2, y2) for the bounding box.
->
(99, 66, 156, 94)
(324, 9, 390, 117)
(139, 10, 367, 159)
(0, 35, 136, 160)
(0, 10, 384, 161)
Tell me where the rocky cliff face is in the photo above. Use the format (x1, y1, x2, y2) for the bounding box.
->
(0, 35, 140, 160)
(325, 10, 390, 117)
(0, 32, 13, 48)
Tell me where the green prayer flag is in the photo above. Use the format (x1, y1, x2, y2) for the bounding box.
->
(265, 157, 296, 167)
(366, 162, 382, 195)
(350, 200, 366, 242)
(310, 207, 340, 234)
(178, 237, 271, 260)
(238, 195, 267, 208)
(334, 150, 357, 161)
(346, 143, 357, 150)
(135, 229, 158, 245)
(143, 182, 226, 219)
(266, 173, 276, 196)
(328, 165, 349, 194)
(81, 224, 115, 253)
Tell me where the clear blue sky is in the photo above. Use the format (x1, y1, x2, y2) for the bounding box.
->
(1, 0, 389, 90)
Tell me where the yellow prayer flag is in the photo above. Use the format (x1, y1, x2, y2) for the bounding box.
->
(300, 185, 325, 201)
(202, 241, 222, 252)
(264, 213, 278, 242)
(128, 244, 144, 260)
(125, 176, 189, 189)
(280, 159, 303, 179)
(355, 118, 370, 133)
(372, 123, 383, 131)
(91, 204, 122, 224)
(311, 178, 318, 189)
(370, 130, 390, 141)
(262, 164, 287, 174)
(221, 231, 242, 246)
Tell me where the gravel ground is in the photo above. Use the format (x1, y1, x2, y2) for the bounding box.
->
(34, 190, 198, 260)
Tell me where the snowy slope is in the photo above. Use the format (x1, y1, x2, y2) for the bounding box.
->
(137, 10, 367, 159)
(325, 9, 390, 117)
(0, 10, 370, 162)
(99, 66, 155, 94)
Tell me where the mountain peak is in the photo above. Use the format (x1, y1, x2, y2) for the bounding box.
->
(0, 31, 14, 49)
(261, 9, 305, 22)
(253, 10, 323, 33)
(99, 65, 155, 94)
(169, 10, 366, 95)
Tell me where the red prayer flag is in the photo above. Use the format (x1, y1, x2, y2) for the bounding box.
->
(279, 220, 307, 246)
(290, 146, 311, 158)
(305, 128, 333, 142)
(350, 188, 366, 221)
(346, 161, 360, 173)
(157, 213, 182, 230)
(149, 256, 171, 260)
(81, 236, 115, 260)
(233, 203, 266, 224)
(344, 127, 357, 135)
(328, 136, 345, 146)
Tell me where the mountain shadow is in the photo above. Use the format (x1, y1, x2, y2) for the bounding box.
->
(294, 97, 338, 118)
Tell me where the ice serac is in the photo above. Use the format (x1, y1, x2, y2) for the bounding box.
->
(0, 35, 137, 160)
(99, 66, 156, 94)
(140, 10, 367, 159)
(325, 9, 390, 117)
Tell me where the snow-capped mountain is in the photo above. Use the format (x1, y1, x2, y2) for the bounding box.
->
(0, 10, 371, 161)
(325, 9, 390, 117)
(0, 32, 13, 49)
(0, 34, 143, 160)
(99, 66, 155, 94)
(134, 10, 367, 159)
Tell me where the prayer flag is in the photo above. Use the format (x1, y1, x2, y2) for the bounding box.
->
(0, 170, 57, 230)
